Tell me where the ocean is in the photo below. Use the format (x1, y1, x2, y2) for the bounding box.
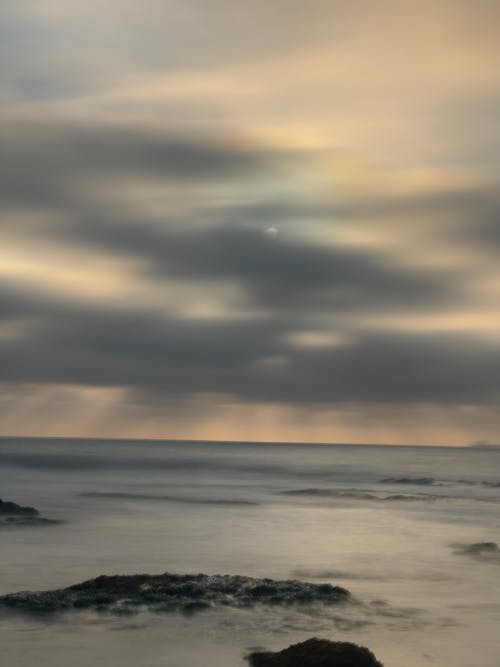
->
(1, 437, 500, 667)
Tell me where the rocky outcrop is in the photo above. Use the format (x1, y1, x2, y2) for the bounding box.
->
(0, 498, 58, 527)
(0, 499, 39, 516)
(247, 638, 384, 667)
(0, 573, 350, 614)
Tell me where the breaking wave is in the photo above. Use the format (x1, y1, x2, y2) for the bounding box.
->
(380, 477, 436, 485)
(292, 569, 384, 582)
(79, 492, 259, 506)
(381, 476, 500, 488)
(280, 488, 440, 502)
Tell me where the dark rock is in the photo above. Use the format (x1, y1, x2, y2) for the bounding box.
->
(0, 498, 59, 527)
(466, 542, 498, 553)
(0, 573, 350, 615)
(247, 637, 384, 667)
(0, 499, 39, 516)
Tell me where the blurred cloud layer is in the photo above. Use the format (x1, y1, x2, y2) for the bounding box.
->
(1, 1, 500, 443)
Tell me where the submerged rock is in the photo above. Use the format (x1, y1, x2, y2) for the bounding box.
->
(247, 637, 384, 667)
(462, 542, 498, 554)
(0, 573, 350, 615)
(452, 542, 500, 559)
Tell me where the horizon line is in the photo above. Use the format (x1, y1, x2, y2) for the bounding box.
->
(0, 434, 479, 449)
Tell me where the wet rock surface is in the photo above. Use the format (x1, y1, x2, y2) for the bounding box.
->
(0, 573, 350, 614)
(247, 637, 384, 667)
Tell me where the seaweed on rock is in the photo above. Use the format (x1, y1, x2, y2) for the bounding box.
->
(0, 573, 350, 615)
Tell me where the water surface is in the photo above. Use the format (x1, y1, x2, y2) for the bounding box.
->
(1, 437, 500, 666)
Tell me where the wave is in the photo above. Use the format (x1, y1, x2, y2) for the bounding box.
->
(0, 516, 60, 528)
(0, 573, 350, 615)
(282, 489, 379, 500)
(0, 451, 287, 474)
(381, 476, 500, 488)
(292, 569, 384, 582)
(281, 488, 440, 502)
(456, 479, 500, 488)
(0, 451, 331, 482)
(281, 486, 500, 505)
(79, 492, 259, 506)
(380, 477, 436, 485)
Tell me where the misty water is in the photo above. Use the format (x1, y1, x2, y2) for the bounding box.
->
(1, 437, 500, 667)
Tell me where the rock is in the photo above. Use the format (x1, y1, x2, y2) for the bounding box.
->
(0, 573, 350, 614)
(463, 542, 498, 554)
(0, 499, 39, 516)
(452, 542, 499, 557)
(247, 637, 384, 667)
(0, 498, 59, 527)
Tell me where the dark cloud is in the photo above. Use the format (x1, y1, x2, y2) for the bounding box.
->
(0, 120, 459, 314)
(42, 214, 452, 311)
(2, 119, 499, 421)
(2, 283, 500, 406)
(0, 283, 285, 387)
(0, 121, 273, 210)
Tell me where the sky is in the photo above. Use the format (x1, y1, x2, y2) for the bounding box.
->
(1, 1, 500, 445)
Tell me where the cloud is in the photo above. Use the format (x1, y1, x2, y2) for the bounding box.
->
(2, 1, 500, 442)
(45, 217, 453, 312)
(3, 280, 500, 409)
(1, 119, 498, 422)
(0, 120, 461, 313)
(0, 121, 272, 210)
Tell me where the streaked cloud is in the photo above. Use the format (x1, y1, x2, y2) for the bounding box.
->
(1, 1, 500, 443)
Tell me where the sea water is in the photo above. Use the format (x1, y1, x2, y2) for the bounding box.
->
(1, 437, 500, 667)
